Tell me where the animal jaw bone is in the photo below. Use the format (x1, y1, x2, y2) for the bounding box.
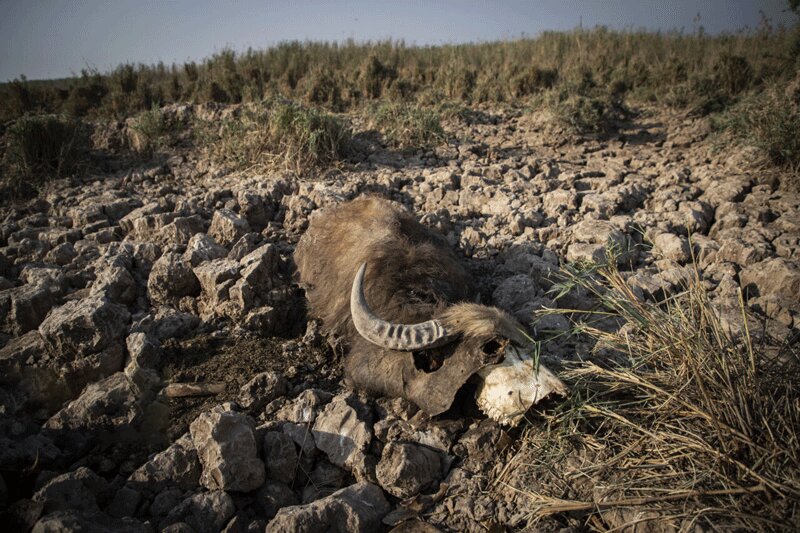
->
(475, 345, 567, 426)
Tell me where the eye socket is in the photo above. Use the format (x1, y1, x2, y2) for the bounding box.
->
(481, 338, 504, 355)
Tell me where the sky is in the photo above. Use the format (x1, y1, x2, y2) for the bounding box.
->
(1, 0, 797, 82)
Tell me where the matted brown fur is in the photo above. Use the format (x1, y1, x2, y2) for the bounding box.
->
(294, 196, 530, 414)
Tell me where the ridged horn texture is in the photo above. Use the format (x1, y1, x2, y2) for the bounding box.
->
(350, 262, 451, 351)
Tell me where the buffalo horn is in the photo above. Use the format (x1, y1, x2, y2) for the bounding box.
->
(350, 263, 451, 351)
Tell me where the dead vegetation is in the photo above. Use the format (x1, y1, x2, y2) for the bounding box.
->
(196, 99, 352, 173)
(0, 114, 91, 197)
(500, 256, 800, 530)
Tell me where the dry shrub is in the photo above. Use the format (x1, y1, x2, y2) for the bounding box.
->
(1, 114, 91, 197)
(716, 83, 800, 170)
(365, 102, 444, 150)
(200, 100, 352, 173)
(127, 105, 174, 153)
(1, 28, 795, 121)
(500, 258, 800, 530)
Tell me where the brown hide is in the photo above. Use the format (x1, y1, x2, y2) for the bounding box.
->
(294, 196, 521, 415)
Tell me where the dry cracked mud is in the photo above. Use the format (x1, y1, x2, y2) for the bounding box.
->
(1, 103, 798, 532)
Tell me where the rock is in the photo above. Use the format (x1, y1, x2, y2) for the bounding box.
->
(190, 410, 266, 492)
(160, 522, 195, 533)
(183, 233, 228, 267)
(227, 233, 262, 262)
(124, 212, 178, 242)
(237, 191, 274, 231)
(159, 215, 206, 245)
(0, 283, 56, 335)
(0, 330, 45, 375)
(0, 433, 61, 472)
(147, 252, 201, 306)
(128, 433, 201, 491)
(491, 274, 539, 320)
(263, 431, 298, 484)
(101, 197, 143, 222)
(376, 442, 441, 498)
(275, 389, 334, 424)
(107, 486, 141, 518)
(32, 510, 150, 533)
(282, 422, 317, 457)
(255, 480, 299, 519)
(149, 488, 183, 516)
(91, 264, 137, 304)
(701, 178, 751, 207)
(0, 498, 45, 532)
(131, 307, 200, 341)
(20, 265, 67, 294)
(228, 245, 283, 316)
(312, 395, 373, 472)
(33, 467, 107, 514)
(266, 482, 390, 533)
(193, 259, 240, 316)
(566, 242, 607, 264)
(45, 242, 77, 266)
(542, 189, 578, 216)
(304, 460, 348, 502)
(209, 209, 251, 247)
(653, 232, 690, 263)
(237, 371, 287, 411)
(44, 372, 140, 432)
(39, 297, 130, 360)
(163, 491, 236, 533)
(716, 235, 771, 267)
(740, 257, 800, 326)
(126, 332, 162, 369)
(61, 342, 125, 397)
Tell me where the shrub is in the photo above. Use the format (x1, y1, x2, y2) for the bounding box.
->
(303, 66, 344, 110)
(512, 66, 558, 97)
(716, 85, 800, 169)
(127, 105, 174, 153)
(507, 256, 800, 529)
(1, 77, 37, 122)
(200, 100, 352, 173)
(365, 102, 444, 149)
(360, 55, 397, 99)
(549, 93, 610, 133)
(1, 114, 91, 195)
(64, 69, 108, 116)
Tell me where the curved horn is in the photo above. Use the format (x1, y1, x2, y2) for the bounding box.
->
(350, 263, 451, 351)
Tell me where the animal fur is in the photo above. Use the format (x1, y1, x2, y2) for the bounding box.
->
(294, 196, 531, 415)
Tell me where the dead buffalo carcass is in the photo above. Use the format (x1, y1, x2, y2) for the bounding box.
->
(294, 196, 566, 425)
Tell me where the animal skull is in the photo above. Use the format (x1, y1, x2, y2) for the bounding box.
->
(475, 345, 568, 425)
(351, 262, 566, 426)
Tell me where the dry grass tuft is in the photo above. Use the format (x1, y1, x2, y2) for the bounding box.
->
(499, 257, 800, 530)
(198, 99, 352, 174)
(1, 114, 91, 198)
(365, 102, 445, 150)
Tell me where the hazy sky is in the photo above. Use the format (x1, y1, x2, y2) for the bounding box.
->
(1, 0, 797, 81)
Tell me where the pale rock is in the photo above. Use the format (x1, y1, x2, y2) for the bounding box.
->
(39, 297, 130, 361)
(263, 431, 298, 484)
(312, 395, 372, 473)
(147, 252, 200, 306)
(183, 233, 227, 267)
(237, 371, 287, 411)
(128, 434, 201, 491)
(209, 209, 251, 247)
(163, 491, 235, 533)
(266, 482, 390, 533)
(376, 442, 441, 498)
(190, 410, 266, 492)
